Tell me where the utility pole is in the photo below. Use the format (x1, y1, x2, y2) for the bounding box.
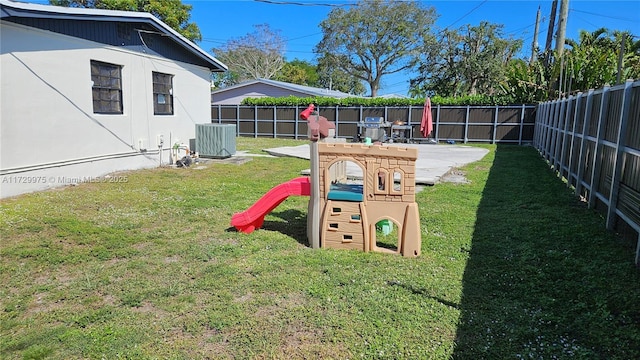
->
(531, 6, 541, 64)
(555, 0, 569, 57)
(545, 0, 558, 54)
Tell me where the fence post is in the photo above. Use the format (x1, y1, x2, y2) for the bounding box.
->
(236, 105, 240, 136)
(534, 102, 546, 151)
(575, 90, 594, 197)
(295, 106, 299, 140)
(587, 86, 611, 208)
(558, 97, 572, 180)
(544, 101, 554, 157)
(254, 105, 258, 138)
(542, 102, 553, 159)
(335, 105, 339, 138)
(606, 80, 634, 230)
(567, 93, 583, 189)
(552, 99, 566, 171)
(464, 105, 470, 143)
(407, 106, 412, 141)
(435, 105, 441, 142)
(518, 104, 525, 145)
(492, 105, 498, 144)
(273, 106, 277, 139)
(533, 103, 541, 149)
(544, 101, 557, 162)
(637, 234, 640, 266)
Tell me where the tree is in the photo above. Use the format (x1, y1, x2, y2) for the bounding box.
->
(212, 24, 286, 83)
(562, 29, 640, 94)
(316, 0, 437, 97)
(211, 71, 240, 90)
(316, 55, 367, 95)
(49, 0, 201, 41)
(410, 29, 463, 98)
(499, 58, 549, 103)
(412, 22, 522, 97)
(459, 22, 522, 95)
(274, 59, 319, 86)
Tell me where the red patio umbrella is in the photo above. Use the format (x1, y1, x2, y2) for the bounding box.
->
(420, 97, 433, 138)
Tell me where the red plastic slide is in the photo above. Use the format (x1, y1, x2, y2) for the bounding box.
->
(231, 176, 311, 233)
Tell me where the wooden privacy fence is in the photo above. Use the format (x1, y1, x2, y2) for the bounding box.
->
(534, 79, 640, 264)
(211, 104, 536, 144)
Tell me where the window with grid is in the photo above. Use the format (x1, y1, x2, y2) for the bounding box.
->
(153, 72, 174, 115)
(91, 60, 123, 114)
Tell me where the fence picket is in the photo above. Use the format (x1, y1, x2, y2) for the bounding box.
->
(534, 80, 640, 265)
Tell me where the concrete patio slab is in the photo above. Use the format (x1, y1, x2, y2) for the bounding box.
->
(263, 143, 489, 185)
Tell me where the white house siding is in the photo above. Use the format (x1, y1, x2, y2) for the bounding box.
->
(0, 22, 212, 198)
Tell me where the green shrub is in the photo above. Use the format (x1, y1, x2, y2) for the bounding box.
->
(240, 93, 525, 107)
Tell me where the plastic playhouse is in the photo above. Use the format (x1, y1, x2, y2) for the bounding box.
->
(231, 105, 422, 257)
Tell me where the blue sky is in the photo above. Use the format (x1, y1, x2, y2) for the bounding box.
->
(186, 0, 640, 95)
(25, 0, 640, 95)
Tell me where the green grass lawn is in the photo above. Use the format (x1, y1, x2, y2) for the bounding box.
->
(1, 138, 639, 359)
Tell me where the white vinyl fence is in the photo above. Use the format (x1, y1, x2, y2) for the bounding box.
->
(534, 79, 640, 264)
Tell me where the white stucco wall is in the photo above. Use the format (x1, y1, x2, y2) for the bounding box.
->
(0, 22, 213, 198)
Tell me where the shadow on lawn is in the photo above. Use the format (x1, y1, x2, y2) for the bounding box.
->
(452, 144, 640, 359)
(226, 209, 308, 246)
(260, 209, 309, 246)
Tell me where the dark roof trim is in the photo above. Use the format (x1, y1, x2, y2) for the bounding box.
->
(0, 0, 227, 72)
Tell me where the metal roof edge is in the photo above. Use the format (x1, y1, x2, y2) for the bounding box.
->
(212, 78, 356, 98)
(0, 0, 227, 71)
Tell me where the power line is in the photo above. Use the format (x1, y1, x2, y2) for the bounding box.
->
(254, 0, 354, 7)
(442, 0, 488, 31)
(570, 14, 600, 30)
(570, 8, 639, 23)
(287, 32, 322, 41)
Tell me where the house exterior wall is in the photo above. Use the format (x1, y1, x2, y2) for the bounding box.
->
(0, 22, 212, 198)
(211, 84, 310, 105)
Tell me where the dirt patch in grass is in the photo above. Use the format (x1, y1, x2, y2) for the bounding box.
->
(25, 293, 66, 316)
(441, 169, 470, 184)
(277, 327, 351, 359)
(164, 255, 181, 263)
(197, 329, 234, 359)
(234, 292, 252, 303)
(202, 236, 239, 246)
(131, 301, 170, 318)
(243, 292, 353, 358)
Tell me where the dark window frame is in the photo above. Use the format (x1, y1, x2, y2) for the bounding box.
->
(152, 71, 174, 115)
(91, 60, 123, 114)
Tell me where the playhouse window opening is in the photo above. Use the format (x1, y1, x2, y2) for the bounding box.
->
(393, 171, 403, 192)
(375, 219, 399, 252)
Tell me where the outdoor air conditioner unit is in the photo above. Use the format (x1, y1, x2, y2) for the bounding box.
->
(195, 124, 236, 158)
